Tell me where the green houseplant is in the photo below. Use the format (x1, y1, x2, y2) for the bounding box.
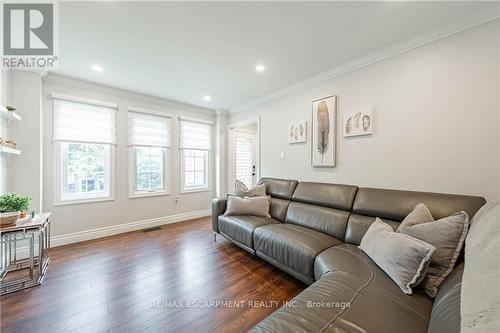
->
(0, 193, 32, 225)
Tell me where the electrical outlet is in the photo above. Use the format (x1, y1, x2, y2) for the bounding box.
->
(175, 197, 179, 203)
(280, 152, 285, 160)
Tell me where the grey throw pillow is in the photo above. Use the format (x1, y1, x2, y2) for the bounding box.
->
(397, 203, 469, 297)
(234, 180, 266, 197)
(359, 218, 436, 295)
(224, 195, 271, 218)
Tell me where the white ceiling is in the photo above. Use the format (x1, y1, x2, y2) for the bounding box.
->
(56, 1, 496, 112)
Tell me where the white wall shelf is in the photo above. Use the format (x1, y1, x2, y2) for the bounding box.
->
(0, 147, 21, 155)
(0, 106, 22, 122)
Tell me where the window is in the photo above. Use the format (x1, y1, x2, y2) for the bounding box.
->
(53, 96, 117, 204)
(128, 110, 171, 197)
(234, 133, 254, 188)
(183, 149, 209, 188)
(179, 119, 212, 192)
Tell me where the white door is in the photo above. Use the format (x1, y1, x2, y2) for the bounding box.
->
(229, 130, 257, 190)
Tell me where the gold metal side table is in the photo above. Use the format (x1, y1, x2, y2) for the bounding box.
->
(0, 213, 51, 295)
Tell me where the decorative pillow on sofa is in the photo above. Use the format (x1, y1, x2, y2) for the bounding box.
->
(359, 218, 436, 295)
(224, 195, 271, 218)
(397, 203, 469, 297)
(234, 180, 266, 197)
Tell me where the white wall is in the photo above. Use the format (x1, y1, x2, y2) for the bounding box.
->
(229, 21, 500, 200)
(0, 70, 12, 194)
(34, 74, 216, 240)
(9, 72, 43, 212)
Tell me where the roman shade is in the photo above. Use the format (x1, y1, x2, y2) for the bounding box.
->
(53, 97, 117, 145)
(128, 111, 171, 148)
(179, 118, 212, 151)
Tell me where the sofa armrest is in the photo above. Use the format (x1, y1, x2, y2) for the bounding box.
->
(212, 197, 227, 233)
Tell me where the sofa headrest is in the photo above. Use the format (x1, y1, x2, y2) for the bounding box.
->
(353, 188, 486, 221)
(292, 182, 358, 211)
(258, 177, 298, 200)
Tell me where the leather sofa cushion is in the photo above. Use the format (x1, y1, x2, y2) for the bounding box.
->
(258, 177, 298, 200)
(218, 215, 280, 251)
(269, 198, 290, 222)
(345, 214, 400, 245)
(251, 243, 432, 333)
(285, 202, 349, 240)
(254, 224, 342, 284)
(353, 187, 486, 221)
(251, 266, 432, 333)
(291, 182, 358, 210)
(428, 263, 464, 333)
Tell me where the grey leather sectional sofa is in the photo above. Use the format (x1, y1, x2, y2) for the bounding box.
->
(211, 178, 486, 333)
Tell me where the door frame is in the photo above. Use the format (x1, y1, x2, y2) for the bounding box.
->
(228, 117, 261, 193)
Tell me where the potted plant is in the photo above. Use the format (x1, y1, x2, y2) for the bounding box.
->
(0, 193, 32, 226)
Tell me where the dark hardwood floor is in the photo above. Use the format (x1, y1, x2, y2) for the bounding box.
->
(1, 217, 305, 333)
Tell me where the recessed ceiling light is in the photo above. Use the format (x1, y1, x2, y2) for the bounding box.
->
(91, 64, 103, 72)
(203, 95, 211, 101)
(255, 64, 265, 72)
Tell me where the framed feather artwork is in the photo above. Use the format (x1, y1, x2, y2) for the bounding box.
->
(343, 108, 373, 137)
(288, 121, 307, 144)
(311, 95, 337, 167)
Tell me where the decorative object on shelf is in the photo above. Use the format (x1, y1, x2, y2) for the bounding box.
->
(0, 211, 19, 226)
(343, 108, 373, 137)
(0, 138, 17, 149)
(312, 95, 337, 167)
(0, 193, 32, 225)
(0, 105, 22, 121)
(288, 121, 307, 144)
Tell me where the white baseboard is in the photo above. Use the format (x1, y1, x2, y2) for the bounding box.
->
(50, 209, 211, 247)
(7, 209, 211, 258)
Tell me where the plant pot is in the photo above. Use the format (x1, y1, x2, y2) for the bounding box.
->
(19, 211, 27, 219)
(0, 211, 20, 226)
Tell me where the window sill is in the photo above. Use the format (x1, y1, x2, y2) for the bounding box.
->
(53, 196, 115, 206)
(128, 191, 170, 199)
(180, 188, 212, 194)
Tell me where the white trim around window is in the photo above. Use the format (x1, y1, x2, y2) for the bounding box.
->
(180, 149, 211, 193)
(128, 146, 170, 198)
(54, 142, 116, 206)
(51, 92, 118, 109)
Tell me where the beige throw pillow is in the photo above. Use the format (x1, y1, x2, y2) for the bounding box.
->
(234, 180, 266, 198)
(225, 195, 271, 218)
(359, 218, 436, 295)
(397, 203, 470, 297)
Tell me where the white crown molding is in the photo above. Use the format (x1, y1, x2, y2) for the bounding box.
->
(49, 209, 211, 248)
(231, 6, 500, 114)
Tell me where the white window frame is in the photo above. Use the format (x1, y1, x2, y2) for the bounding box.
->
(127, 107, 172, 198)
(128, 146, 170, 198)
(180, 149, 210, 193)
(54, 142, 116, 206)
(52, 94, 117, 206)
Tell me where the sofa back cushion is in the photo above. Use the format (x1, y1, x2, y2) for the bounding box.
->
(428, 263, 464, 333)
(269, 197, 290, 222)
(291, 182, 358, 210)
(286, 202, 350, 240)
(284, 182, 357, 240)
(258, 178, 298, 200)
(258, 178, 298, 222)
(352, 188, 486, 221)
(345, 187, 486, 246)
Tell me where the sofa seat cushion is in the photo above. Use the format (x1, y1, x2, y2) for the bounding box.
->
(253, 224, 342, 284)
(218, 215, 280, 252)
(250, 244, 433, 333)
